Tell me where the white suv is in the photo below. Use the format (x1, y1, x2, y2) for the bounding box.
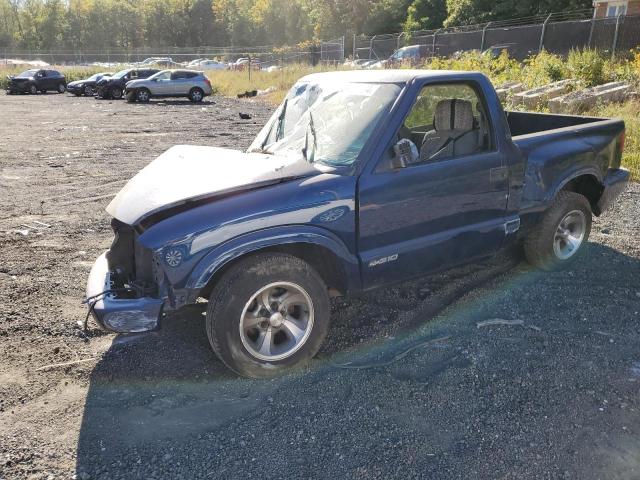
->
(124, 70, 213, 103)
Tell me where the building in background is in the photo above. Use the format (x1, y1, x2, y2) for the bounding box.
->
(593, 0, 640, 17)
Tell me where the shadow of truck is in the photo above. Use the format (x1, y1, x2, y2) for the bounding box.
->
(75, 243, 640, 479)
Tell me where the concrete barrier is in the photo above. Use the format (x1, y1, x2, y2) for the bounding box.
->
(511, 80, 574, 109)
(495, 81, 524, 102)
(548, 82, 632, 113)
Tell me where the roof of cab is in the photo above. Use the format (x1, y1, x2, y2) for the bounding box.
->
(299, 69, 485, 84)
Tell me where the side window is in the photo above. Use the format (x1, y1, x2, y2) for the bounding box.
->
(401, 83, 492, 164)
(38, 70, 47, 77)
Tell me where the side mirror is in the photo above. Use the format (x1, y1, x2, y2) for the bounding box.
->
(391, 138, 419, 169)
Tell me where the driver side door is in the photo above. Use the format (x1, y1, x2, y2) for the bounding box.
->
(357, 81, 510, 289)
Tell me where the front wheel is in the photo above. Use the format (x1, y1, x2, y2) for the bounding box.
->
(110, 87, 123, 99)
(29, 84, 37, 95)
(84, 85, 94, 96)
(188, 87, 204, 102)
(524, 191, 592, 271)
(206, 253, 330, 378)
(57, 83, 66, 93)
(136, 88, 151, 103)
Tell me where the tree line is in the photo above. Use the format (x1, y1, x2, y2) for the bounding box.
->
(0, 0, 591, 51)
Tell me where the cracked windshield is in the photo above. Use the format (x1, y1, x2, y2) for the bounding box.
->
(249, 81, 401, 166)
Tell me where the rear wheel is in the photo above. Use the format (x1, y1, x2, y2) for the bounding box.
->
(206, 253, 330, 378)
(189, 87, 204, 102)
(29, 84, 37, 95)
(57, 83, 66, 93)
(136, 88, 151, 103)
(524, 191, 592, 271)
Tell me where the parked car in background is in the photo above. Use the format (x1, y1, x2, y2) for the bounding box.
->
(483, 44, 515, 58)
(231, 57, 260, 70)
(187, 58, 206, 67)
(6, 69, 66, 94)
(66, 72, 113, 96)
(95, 68, 159, 99)
(137, 57, 173, 66)
(197, 60, 228, 71)
(86, 70, 628, 378)
(372, 45, 430, 69)
(124, 69, 213, 103)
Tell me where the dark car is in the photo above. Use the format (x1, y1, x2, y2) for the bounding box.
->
(95, 68, 160, 100)
(67, 72, 113, 96)
(86, 70, 628, 378)
(6, 69, 67, 95)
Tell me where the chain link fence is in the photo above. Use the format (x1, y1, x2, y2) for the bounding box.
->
(3, 9, 640, 69)
(353, 9, 640, 62)
(0, 37, 345, 68)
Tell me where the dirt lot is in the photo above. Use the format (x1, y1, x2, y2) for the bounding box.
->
(0, 93, 639, 480)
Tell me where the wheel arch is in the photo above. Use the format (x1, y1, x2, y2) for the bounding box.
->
(557, 172, 604, 215)
(187, 227, 360, 301)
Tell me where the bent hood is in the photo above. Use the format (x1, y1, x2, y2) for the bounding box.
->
(106, 145, 318, 225)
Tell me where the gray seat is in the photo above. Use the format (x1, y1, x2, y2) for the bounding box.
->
(420, 99, 481, 162)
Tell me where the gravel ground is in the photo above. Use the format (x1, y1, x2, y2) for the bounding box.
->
(0, 93, 639, 480)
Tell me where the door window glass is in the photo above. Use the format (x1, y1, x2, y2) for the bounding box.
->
(401, 83, 492, 164)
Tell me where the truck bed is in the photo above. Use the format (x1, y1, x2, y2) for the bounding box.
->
(505, 110, 608, 138)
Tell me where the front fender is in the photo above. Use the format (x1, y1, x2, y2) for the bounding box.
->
(183, 225, 361, 299)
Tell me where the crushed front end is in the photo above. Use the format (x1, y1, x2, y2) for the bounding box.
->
(85, 219, 164, 333)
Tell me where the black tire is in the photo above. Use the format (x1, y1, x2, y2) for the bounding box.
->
(188, 87, 204, 102)
(40, 89, 47, 94)
(73, 91, 82, 96)
(57, 83, 66, 93)
(136, 88, 151, 103)
(110, 87, 123, 99)
(29, 84, 37, 95)
(524, 191, 592, 271)
(206, 253, 330, 378)
(125, 91, 137, 103)
(84, 85, 94, 96)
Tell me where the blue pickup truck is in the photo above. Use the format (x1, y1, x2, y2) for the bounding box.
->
(86, 70, 628, 377)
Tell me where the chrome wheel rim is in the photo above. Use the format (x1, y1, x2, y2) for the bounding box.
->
(58, 84, 65, 93)
(138, 90, 149, 102)
(112, 88, 122, 99)
(84, 85, 93, 96)
(192, 90, 202, 101)
(553, 210, 586, 260)
(239, 282, 314, 361)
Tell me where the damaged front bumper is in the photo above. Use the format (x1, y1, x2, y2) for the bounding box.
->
(86, 252, 164, 333)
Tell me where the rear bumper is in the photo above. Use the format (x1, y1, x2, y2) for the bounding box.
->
(86, 252, 163, 333)
(596, 168, 629, 215)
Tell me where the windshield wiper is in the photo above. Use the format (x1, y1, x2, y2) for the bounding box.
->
(302, 111, 317, 163)
(257, 98, 288, 154)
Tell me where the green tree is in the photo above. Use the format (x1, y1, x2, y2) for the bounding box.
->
(403, 0, 447, 31)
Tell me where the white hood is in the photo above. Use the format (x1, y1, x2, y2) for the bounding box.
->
(106, 145, 316, 225)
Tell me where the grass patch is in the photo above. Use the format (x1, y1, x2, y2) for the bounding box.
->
(206, 64, 341, 104)
(589, 100, 640, 181)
